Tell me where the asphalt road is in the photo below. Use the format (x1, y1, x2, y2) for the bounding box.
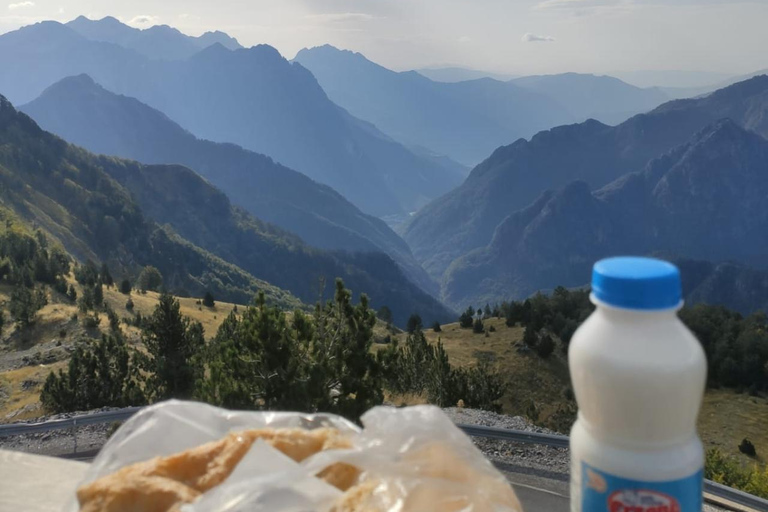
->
(514, 482, 570, 511)
(498, 462, 571, 512)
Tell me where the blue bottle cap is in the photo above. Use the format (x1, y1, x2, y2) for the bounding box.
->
(592, 257, 682, 310)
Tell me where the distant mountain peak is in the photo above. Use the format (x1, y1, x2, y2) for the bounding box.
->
(191, 41, 229, 58)
(145, 24, 183, 35)
(197, 30, 242, 50)
(35, 73, 105, 100)
(61, 73, 96, 85)
(63, 14, 242, 60)
(195, 42, 283, 62)
(98, 15, 122, 24)
(67, 15, 124, 28)
(21, 20, 74, 36)
(0, 93, 13, 112)
(295, 45, 375, 66)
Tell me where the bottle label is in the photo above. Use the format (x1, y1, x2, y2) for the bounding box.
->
(581, 461, 703, 512)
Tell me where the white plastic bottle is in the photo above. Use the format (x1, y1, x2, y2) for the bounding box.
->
(569, 257, 707, 512)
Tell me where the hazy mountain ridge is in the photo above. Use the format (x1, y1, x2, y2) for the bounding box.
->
(0, 94, 454, 325)
(294, 45, 572, 166)
(415, 66, 518, 83)
(405, 75, 768, 281)
(102, 162, 454, 325)
(0, 21, 463, 217)
(0, 94, 299, 308)
(510, 73, 670, 125)
(676, 259, 768, 315)
(19, 74, 437, 295)
(66, 15, 242, 60)
(442, 119, 768, 309)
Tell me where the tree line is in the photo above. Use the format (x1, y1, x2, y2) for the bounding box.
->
(462, 286, 768, 392)
(0, 228, 70, 329)
(41, 279, 506, 418)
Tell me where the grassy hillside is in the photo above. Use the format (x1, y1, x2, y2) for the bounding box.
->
(388, 317, 768, 466)
(0, 279, 243, 421)
(0, 278, 397, 421)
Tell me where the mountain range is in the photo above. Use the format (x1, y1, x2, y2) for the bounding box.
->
(0, 94, 453, 325)
(510, 73, 669, 126)
(19, 74, 435, 295)
(0, 94, 297, 308)
(66, 15, 243, 60)
(0, 19, 464, 217)
(295, 46, 674, 165)
(405, 75, 768, 283)
(442, 119, 768, 308)
(415, 67, 519, 83)
(676, 259, 768, 315)
(295, 45, 570, 166)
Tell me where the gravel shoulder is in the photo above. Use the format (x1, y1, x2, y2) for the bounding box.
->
(443, 407, 570, 476)
(0, 408, 114, 456)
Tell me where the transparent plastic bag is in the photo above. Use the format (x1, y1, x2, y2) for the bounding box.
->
(66, 400, 523, 512)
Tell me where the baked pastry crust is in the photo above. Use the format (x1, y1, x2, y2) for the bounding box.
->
(77, 427, 353, 512)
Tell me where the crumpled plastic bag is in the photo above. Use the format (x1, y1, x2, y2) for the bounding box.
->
(65, 400, 523, 512)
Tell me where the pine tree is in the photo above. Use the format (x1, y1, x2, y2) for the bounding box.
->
(67, 284, 77, 302)
(100, 263, 114, 288)
(137, 266, 163, 292)
(140, 293, 205, 401)
(93, 282, 104, 308)
(104, 304, 121, 336)
(9, 284, 47, 328)
(536, 334, 555, 358)
(523, 325, 538, 348)
(459, 306, 474, 328)
(41, 334, 145, 413)
(406, 313, 423, 334)
(202, 291, 215, 308)
(506, 302, 524, 327)
(74, 260, 99, 286)
(200, 280, 383, 419)
(473, 317, 485, 334)
(377, 306, 393, 325)
(120, 279, 132, 295)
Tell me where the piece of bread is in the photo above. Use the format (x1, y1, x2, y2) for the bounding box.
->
(331, 443, 523, 512)
(77, 427, 353, 512)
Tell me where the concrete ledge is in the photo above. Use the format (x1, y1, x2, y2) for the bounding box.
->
(0, 449, 87, 512)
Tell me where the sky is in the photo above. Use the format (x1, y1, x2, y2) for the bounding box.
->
(2, 0, 767, 77)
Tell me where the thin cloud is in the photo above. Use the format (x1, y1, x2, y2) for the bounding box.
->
(535, 0, 621, 10)
(522, 33, 556, 43)
(128, 14, 159, 26)
(533, 0, 634, 16)
(458, 36, 471, 43)
(306, 12, 375, 23)
(7, 1, 34, 10)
